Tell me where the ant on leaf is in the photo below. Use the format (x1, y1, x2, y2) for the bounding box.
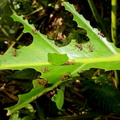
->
(38, 80, 48, 86)
(32, 29, 37, 34)
(61, 72, 71, 81)
(75, 44, 83, 51)
(84, 41, 95, 52)
(41, 67, 49, 73)
(87, 44, 94, 52)
(64, 60, 75, 65)
(74, 43, 88, 52)
(98, 32, 104, 37)
(12, 49, 17, 57)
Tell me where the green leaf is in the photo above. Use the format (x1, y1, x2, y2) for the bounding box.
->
(9, 111, 21, 120)
(2, 2, 120, 116)
(48, 53, 69, 65)
(52, 89, 64, 110)
(5, 80, 63, 116)
(6, 68, 41, 80)
(21, 116, 35, 120)
(0, 2, 120, 88)
(0, 2, 120, 73)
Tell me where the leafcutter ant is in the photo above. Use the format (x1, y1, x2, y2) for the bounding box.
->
(32, 29, 37, 34)
(87, 44, 94, 52)
(38, 80, 48, 86)
(46, 90, 56, 99)
(64, 60, 75, 65)
(41, 67, 49, 73)
(12, 49, 17, 57)
(98, 32, 104, 37)
(61, 74, 70, 80)
(74, 44, 87, 52)
(61, 73, 71, 81)
(75, 44, 83, 51)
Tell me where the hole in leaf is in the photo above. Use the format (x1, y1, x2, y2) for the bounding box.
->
(14, 33, 33, 48)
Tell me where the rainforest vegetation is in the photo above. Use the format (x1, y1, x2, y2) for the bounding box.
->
(0, 0, 120, 120)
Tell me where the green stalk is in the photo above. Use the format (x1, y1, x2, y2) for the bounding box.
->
(111, 0, 117, 45)
(35, 102, 45, 120)
(111, 0, 119, 88)
(87, 0, 110, 41)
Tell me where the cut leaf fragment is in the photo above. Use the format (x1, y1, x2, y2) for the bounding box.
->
(52, 89, 64, 110)
(5, 80, 63, 116)
(48, 53, 69, 65)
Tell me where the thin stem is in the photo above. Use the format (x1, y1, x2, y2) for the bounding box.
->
(111, 0, 119, 89)
(87, 0, 110, 41)
(4, 32, 24, 54)
(25, 7, 43, 17)
(111, 0, 117, 46)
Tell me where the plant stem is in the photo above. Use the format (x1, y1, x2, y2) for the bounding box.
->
(111, 0, 117, 46)
(25, 7, 43, 17)
(114, 70, 119, 88)
(111, 0, 119, 88)
(87, 0, 110, 41)
(4, 32, 24, 54)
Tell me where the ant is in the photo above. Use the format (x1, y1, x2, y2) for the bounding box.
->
(75, 44, 83, 51)
(74, 44, 87, 52)
(98, 32, 104, 37)
(87, 44, 94, 52)
(64, 60, 75, 65)
(61, 73, 71, 80)
(41, 67, 49, 73)
(46, 90, 56, 99)
(12, 49, 17, 57)
(32, 29, 37, 34)
(38, 80, 48, 86)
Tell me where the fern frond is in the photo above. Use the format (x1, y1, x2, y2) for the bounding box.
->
(83, 83, 120, 115)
